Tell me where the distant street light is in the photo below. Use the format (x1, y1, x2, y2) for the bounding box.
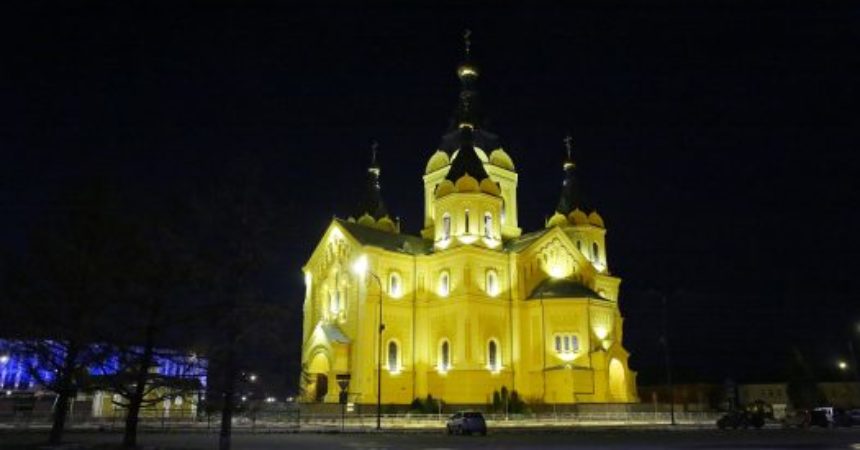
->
(249, 374, 258, 383)
(838, 361, 848, 370)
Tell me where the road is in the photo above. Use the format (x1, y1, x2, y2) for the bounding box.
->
(3, 428, 860, 449)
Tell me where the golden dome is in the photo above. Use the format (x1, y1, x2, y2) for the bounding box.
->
(454, 173, 480, 192)
(479, 178, 501, 195)
(588, 211, 605, 228)
(568, 209, 589, 226)
(546, 212, 568, 228)
(376, 216, 396, 233)
(488, 149, 515, 170)
(425, 150, 450, 174)
(357, 213, 375, 227)
(435, 180, 455, 198)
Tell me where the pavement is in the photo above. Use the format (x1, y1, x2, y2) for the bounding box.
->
(4, 428, 860, 450)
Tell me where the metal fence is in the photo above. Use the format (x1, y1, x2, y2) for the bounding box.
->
(0, 410, 720, 431)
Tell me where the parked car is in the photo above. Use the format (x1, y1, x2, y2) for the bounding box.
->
(813, 407, 852, 427)
(848, 409, 860, 425)
(717, 409, 765, 429)
(446, 411, 487, 435)
(781, 409, 810, 428)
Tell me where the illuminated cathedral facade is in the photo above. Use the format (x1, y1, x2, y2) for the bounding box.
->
(300, 44, 638, 407)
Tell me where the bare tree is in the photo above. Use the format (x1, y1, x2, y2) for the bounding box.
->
(2, 183, 125, 444)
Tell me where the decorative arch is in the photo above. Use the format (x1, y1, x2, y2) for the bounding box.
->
(608, 358, 626, 401)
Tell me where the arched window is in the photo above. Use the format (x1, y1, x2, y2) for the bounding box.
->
(486, 269, 498, 296)
(438, 271, 450, 297)
(442, 213, 451, 239)
(487, 339, 500, 372)
(464, 209, 470, 233)
(592, 242, 599, 261)
(387, 341, 399, 372)
(484, 212, 492, 238)
(439, 340, 451, 371)
(388, 272, 401, 298)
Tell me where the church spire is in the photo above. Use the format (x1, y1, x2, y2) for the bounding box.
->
(445, 30, 490, 183)
(454, 29, 481, 130)
(555, 135, 589, 215)
(354, 140, 389, 221)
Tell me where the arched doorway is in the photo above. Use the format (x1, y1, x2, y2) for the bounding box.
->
(308, 352, 331, 403)
(608, 358, 626, 401)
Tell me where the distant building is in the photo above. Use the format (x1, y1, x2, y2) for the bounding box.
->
(299, 40, 638, 407)
(0, 339, 206, 418)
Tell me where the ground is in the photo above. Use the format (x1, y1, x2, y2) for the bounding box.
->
(3, 428, 860, 450)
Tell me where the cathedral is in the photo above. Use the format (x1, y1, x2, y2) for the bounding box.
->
(300, 42, 638, 407)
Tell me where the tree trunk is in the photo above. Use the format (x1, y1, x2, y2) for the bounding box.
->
(123, 316, 158, 448)
(49, 389, 71, 445)
(123, 401, 141, 448)
(49, 343, 80, 445)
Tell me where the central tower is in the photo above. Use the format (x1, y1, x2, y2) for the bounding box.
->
(421, 32, 520, 242)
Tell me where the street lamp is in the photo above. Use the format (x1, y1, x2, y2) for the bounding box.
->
(352, 254, 384, 431)
(838, 361, 848, 371)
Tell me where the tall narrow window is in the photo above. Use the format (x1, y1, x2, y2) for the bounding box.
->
(488, 340, 499, 371)
(484, 212, 493, 238)
(571, 336, 580, 353)
(555, 336, 562, 352)
(577, 240, 582, 252)
(387, 341, 399, 372)
(592, 242, 599, 261)
(464, 209, 470, 233)
(442, 213, 451, 240)
(388, 272, 401, 298)
(439, 271, 450, 297)
(486, 269, 498, 296)
(564, 336, 571, 352)
(440, 340, 451, 371)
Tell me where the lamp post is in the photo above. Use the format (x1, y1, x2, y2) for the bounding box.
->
(660, 294, 676, 426)
(352, 255, 384, 431)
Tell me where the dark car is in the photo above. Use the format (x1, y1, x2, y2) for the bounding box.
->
(446, 411, 487, 435)
(717, 409, 765, 430)
(781, 409, 810, 428)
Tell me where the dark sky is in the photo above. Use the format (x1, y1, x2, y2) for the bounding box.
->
(2, 2, 859, 387)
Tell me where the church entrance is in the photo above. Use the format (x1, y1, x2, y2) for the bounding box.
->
(314, 374, 328, 402)
(307, 351, 331, 403)
(609, 358, 626, 401)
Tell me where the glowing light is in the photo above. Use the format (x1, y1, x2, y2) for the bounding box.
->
(0, 355, 9, 364)
(265, 396, 276, 403)
(351, 254, 368, 277)
(457, 235, 478, 244)
(548, 264, 568, 279)
(5, 390, 11, 397)
(249, 374, 258, 382)
(481, 237, 500, 249)
(839, 361, 848, 370)
(241, 396, 248, 402)
(436, 238, 451, 250)
(593, 326, 609, 340)
(558, 353, 575, 362)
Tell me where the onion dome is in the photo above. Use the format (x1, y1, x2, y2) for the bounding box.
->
(489, 149, 515, 170)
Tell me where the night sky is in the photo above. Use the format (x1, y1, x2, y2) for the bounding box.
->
(2, 2, 859, 388)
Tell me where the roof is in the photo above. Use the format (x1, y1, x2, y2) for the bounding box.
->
(527, 277, 606, 301)
(336, 219, 433, 255)
(504, 228, 551, 252)
(321, 324, 350, 344)
(556, 163, 590, 215)
(445, 127, 490, 182)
